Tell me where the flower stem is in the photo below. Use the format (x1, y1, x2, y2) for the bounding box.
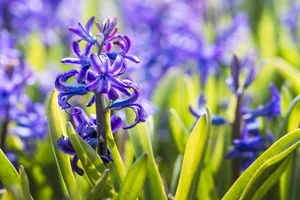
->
(231, 92, 242, 183)
(0, 105, 10, 152)
(95, 93, 107, 158)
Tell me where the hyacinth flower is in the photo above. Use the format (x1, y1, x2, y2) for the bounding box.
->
(55, 16, 146, 165)
(11, 95, 47, 152)
(225, 54, 281, 177)
(226, 125, 273, 170)
(57, 107, 122, 175)
(243, 84, 281, 120)
(189, 94, 227, 126)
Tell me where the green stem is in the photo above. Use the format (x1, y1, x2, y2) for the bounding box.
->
(105, 110, 127, 181)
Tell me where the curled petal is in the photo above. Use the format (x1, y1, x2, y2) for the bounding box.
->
(57, 136, 75, 155)
(71, 42, 82, 58)
(73, 107, 90, 127)
(123, 104, 147, 129)
(71, 155, 84, 175)
(86, 95, 96, 107)
(108, 88, 119, 101)
(110, 115, 122, 133)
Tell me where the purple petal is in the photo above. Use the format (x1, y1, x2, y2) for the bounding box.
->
(85, 16, 95, 33)
(124, 54, 141, 63)
(90, 54, 102, 74)
(71, 42, 82, 58)
(72, 155, 84, 175)
(110, 115, 122, 133)
(57, 136, 75, 155)
(108, 88, 119, 101)
(61, 58, 82, 65)
(73, 107, 90, 127)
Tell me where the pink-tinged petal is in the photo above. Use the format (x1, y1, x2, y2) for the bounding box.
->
(90, 54, 102, 74)
(71, 42, 82, 58)
(106, 42, 113, 52)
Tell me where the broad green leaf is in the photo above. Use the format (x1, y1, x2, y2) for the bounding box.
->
(210, 127, 226, 175)
(66, 122, 115, 198)
(85, 169, 110, 200)
(280, 84, 293, 116)
(0, 149, 20, 188)
(197, 167, 218, 200)
(278, 95, 300, 138)
(273, 58, 300, 94)
(2, 185, 23, 200)
(223, 129, 300, 200)
(240, 140, 297, 199)
(170, 154, 183, 195)
(126, 115, 167, 200)
(117, 153, 148, 200)
(105, 110, 127, 181)
(47, 90, 77, 198)
(258, 8, 277, 57)
(169, 109, 189, 154)
(174, 108, 211, 200)
(124, 139, 134, 170)
(19, 166, 30, 200)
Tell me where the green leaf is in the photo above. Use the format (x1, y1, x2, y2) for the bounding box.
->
(66, 122, 116, 198)
(273, 58, 300, 94)
(169, 108, 189, 154)
(47, 90, 77, 198)
(197, 167, 218, 200)
(278, 95, 300, 138)
(170, 154, 183, 195)
(19, 166, 30, 200)
(174, 108, 211, 200)
(117, 153, 148, 200)
(240, 144, 295, 199)
(0, 149, 20, 188)
(85, 169, 110, 200)
(126, 115, 167, 200)
(105, 110, 127, 181)
(223, 129, 300, 200)
(2, 185, 23, 200)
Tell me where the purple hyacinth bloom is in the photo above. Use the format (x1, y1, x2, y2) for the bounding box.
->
(106, 34, 141, 64)
(226, 125, 273, 170)
(189, 94, 227, 126)
(69, 16, 97, 44)
(11, 95, 47, 151)
(86, 54, 133, 101)
(96, 16, 118, 39)
(55, 70, 89, 110)
(61, 42, 93, 83)
(57, 107, 121, 175)
(106, 80, 147, 129)
(243, 84, 281, 120)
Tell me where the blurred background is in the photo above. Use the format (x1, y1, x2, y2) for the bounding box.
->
(1, 0, 300, 199)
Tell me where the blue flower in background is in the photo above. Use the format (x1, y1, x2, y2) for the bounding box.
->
(189, 94, 227, 126)
(243, 84, 281, 120)
(226, 125, 273, 170)
(57, 107, 122, 175)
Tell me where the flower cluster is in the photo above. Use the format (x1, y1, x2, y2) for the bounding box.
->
(55, 16, 146, 174)
(225, 55, 281, 169)
(0, 30, 48, 164)
(57, 107, 122, 175)
(56, 16, 146, 129)
(1, 0, 81, 46)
